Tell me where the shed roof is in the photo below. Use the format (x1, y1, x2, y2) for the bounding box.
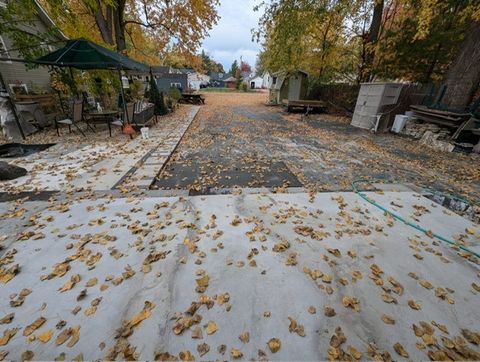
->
(210, 72, 231, 80)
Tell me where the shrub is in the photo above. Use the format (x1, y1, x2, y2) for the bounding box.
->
(241, 82, 248, 92)
(130, 79, 143, 101)
(235, 75, 243, 90)
(168, 86, 182, 101)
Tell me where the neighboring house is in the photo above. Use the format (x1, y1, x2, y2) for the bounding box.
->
(209, 72, 231, 87)
(0, 0, 67, 94)
(189, 73, 210, 90)
(248, 75, 264, 89)
(262, 72, 274, 89)
(224, 76, 237, 89)
(178, 68, 210, 90)
(152, 65, 177, 76)
(241, 71, 252, 81)
(128, 65, 173, 83)
(156, 72, 187, 93)
(268, 70, 308, 105)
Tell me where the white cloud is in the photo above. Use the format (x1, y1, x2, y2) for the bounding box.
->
(201, 0, 262, 71)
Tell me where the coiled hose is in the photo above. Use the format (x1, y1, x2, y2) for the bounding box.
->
(352, 179, 480, 259)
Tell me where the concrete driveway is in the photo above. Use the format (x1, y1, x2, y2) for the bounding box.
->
(0, 189, 479, 361)
(0, 92, 479, 361)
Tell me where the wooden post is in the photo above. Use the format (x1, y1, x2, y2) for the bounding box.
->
(118, 68, 129, 125)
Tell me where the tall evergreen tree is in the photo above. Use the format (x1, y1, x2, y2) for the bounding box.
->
(148, 74, 167, 116)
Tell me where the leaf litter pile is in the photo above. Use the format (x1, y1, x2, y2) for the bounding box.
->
(1, 181, 479, 360)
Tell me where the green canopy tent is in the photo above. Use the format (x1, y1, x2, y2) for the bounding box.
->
(36, 38, 150, 126)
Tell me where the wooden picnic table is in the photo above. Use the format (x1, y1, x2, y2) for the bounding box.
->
(179, 93, 205, 105)
(87, 110, 119, 137)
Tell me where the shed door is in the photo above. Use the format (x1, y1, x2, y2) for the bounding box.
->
(288, 75, 301, 100)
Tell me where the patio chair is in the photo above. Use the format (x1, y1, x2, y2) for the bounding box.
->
(55, 99, 86, 136)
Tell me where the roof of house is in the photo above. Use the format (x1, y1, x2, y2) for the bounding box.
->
(272, 70, 309, 77)
(151, 65, 171, 74)
(248, 75, 263, 81)
(157, 73, 187, 80)
(224, 76, 237, 82)
(210, 72, 231, 81)
(177, 68, 194, 74)
(34, 0, 68, 40)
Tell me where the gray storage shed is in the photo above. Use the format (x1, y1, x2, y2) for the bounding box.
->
(351, 82, 403, 130)
(268, 71, 308, 105)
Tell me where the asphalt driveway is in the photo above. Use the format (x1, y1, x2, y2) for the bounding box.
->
(153, 92, 480, 220)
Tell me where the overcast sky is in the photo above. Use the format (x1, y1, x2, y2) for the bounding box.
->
(201, 0, 262, 73)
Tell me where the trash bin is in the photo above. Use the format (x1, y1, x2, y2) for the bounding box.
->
(392, 115, 409, 133)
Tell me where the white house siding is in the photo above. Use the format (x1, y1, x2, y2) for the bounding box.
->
(249, 76, 264, 89)
(263, 72, 274, 89)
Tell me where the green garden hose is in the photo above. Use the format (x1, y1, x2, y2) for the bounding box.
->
(352, 179, 480, 259)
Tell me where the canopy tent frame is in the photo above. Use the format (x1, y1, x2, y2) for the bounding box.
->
(35, 38, 150, 129)
(0, 38, 150, 138)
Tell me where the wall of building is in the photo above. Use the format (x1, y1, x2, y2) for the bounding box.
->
(225, 81, 236, 89)
(249, 77, 263, 89)
(156, 73, 188, 92)
(0, 35, 53, 93)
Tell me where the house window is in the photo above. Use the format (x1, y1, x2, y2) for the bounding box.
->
(0, 36, 12, 63)
(9, 83, 28, 94)
(272, 76, 277, 85)
(170, 82, 181, 88)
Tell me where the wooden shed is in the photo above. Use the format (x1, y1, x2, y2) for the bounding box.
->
(268, 71, 308, 105)
(224, 76, 237, 89)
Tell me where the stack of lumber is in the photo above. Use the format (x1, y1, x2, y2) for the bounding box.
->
(410, 105, 470, 128)
(409, 105, 480, 140)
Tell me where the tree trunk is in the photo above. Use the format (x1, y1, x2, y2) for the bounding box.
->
(93, 0, 114, 45)
(423, 42, 442, 83)
(318, 16, 333, 78)
(113, 0, 127, 51)
(359, 0, 384, 82)
(442, 21, 480, 109)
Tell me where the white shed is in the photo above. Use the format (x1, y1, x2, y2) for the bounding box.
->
(249, 76, 264, 89)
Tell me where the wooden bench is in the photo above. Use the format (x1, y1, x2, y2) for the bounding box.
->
(286, 100, 327, 114)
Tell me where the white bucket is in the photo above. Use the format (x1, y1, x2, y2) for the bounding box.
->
(392, 115, 409, 133)
(140, 127, 149, 139)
